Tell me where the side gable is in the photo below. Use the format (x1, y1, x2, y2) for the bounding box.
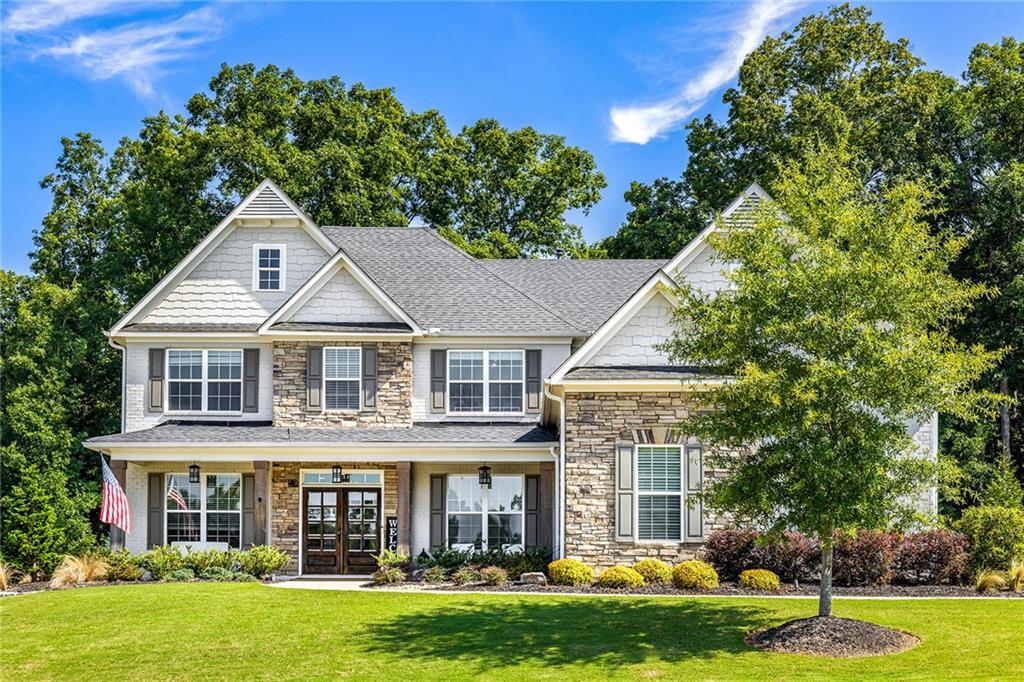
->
(110, 180, 335, 334)
(285, 263, 398, 324)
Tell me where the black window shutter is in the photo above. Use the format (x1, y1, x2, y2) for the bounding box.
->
(147, 473, 164, 548)
(242, 473, 255, 548)
(524, 474, 540, 547)
(148, 348, 165, 411)
(430, 349, 446, 413)
(243, 348, 260, 413)
(429, 474, 445, 551)
(306, 346, 322, 411)
(362, 345, 378, 411)
(525, 349, 542, 413)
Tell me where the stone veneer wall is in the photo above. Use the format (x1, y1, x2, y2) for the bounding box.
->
(271, 462, 399, 575)
(273, 341, 412, 427)
(563, 391, 733, 569)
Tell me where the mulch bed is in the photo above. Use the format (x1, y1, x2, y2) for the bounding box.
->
(747, 616, 920, 657)
(369, 580, 1023, 598)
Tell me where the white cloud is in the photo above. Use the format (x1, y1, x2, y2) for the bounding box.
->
(33, 6, 223, 96)
(610, 2, 806, 144)
(3, 1, 148, 35)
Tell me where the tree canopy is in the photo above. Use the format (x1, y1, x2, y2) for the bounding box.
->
(664, 146, 1002, 615)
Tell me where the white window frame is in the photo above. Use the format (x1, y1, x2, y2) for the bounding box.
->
(634, 445, 684, 543)
(446, 349, 525, 416)
(164, 472, 242, 548)
(253, 243, 286, 292)
(323, 346, 362, 412)
(165, 349, 244, 415)
(445, 474, 526, 551)
(299, 469, 385, 487)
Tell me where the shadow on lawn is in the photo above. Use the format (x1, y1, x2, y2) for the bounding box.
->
(361, 596, 773, 669)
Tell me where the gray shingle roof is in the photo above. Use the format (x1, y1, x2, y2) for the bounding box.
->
(482, 259, 666, 333)
(269, 321, 412, 334)
(121, 323, 259, 333)
(565, 365, 703, 380)
(85, 421, 556, 446)
(322, 227, 582, 336)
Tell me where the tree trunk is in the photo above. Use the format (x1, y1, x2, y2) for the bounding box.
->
(999, 376, 1012, 465)
(819, 535, 834, 618)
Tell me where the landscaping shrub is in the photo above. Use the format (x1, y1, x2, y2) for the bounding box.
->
(418, 547, 473, 571)
(165, 568, 195, 582)
(672, 560, 719, 590)
(597, 566, 645, 589)
(548, 558, 593, 586)
(232, 572, 258, 582)
(632, 558, 672, 584)
(422, 566, 446, 583)
(738, 569, 780, 591)
(200, 566, 236, 582)
(1009, 560, 1024, 593)
(375, 549, 410, 569)
(476, 547, 551, 579)
(372, 567, 405, 585)
(702, 529, 759, 580)
(183, 548, 232, 575)
(756, 532, 820, 583)
(0, 561, 21, 591)
(49, 554, 109, 588)
(956, 506, 1024, 571)
(893, 530, 970, 585)
(832, 530, 899, 586)
(480, 566, 509, 585)
(975, 569, 1007, 593)
(140, 545, 185, 580)
(451, 567, 482, 585)
(235, 545, 290, 578)
(105, 549, 144, 582)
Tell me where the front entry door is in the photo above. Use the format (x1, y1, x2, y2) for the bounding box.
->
(342, 488, 381, 574)
(303, 489, 339, 574)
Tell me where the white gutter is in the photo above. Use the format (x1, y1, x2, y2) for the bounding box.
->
(544, 383, 566, 559)
(106, 334, 126, 433)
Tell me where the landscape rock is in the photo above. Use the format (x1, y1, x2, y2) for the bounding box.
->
(519, 572, 547, 586)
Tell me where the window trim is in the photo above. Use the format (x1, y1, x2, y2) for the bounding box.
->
(299, 469, 385, 487)
(165, 348, 244, 415)
(252, 243, 286, 292)
(164, 472, 242, 548)
(634, 445, 684, 544)
(322, 346, 362, 412)
(445, 474, 526, 551)
(445, 349, 525, 416)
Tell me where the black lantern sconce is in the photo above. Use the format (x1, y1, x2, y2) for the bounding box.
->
(188, 462, 201, 484)
(332, 464, 350, 484)
(478, 464, 492, 488)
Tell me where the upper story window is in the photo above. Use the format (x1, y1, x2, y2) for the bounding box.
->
(167, 349, 242, 413)
(324, 347, 361, 411)
(253, 243, 286, 291)
(447, 350, 524, 415)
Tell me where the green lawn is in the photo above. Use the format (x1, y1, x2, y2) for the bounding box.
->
(2, 584, 1021, 681)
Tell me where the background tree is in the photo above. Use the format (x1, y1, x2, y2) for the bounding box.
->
(663, 147, 1001, 616)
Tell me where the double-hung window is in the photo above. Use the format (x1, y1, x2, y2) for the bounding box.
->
(254, 244, 285, 291)
(324, 347, 361, 411)
(166, 349, 243, 413)
(165, 473, 242, 548)
(447, 350, 524, 414)
(446, 475, 524, 550)
(636, 446, 683, 541)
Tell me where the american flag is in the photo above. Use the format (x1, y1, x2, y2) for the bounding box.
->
(167, 485, 189, 511)
(99, 456, 131, 534)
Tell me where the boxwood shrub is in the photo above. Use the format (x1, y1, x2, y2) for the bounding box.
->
(738, 568, 780, 591)
(597, 566, 645, 589)
(672, 560, 719, 590)
(632, 558, 672, 584)
(548, 558, 593, 586)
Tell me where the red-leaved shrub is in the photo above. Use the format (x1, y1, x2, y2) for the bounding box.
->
(701, 530, 759, 580)
(756, 531, 820, 583)
(893, 530, 970, 585)
(832, 530, 899, 586)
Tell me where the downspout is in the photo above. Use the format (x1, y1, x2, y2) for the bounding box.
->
(544, 383, 566, 559)
(106, 333, 126, 433)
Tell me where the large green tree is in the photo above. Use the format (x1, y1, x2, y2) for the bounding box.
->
(664, 148, 1002, 616)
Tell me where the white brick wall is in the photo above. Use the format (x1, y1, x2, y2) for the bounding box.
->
(586, 293, 674, 366)
(410, 462, 542, 556)
(143, 225, 330, 324)
(123, 461, 256, 553)
(288, 266, 396, 323)
(125, 341, 274, 432)
(907, 412, 940, 518)
(410, 342, 571, 421)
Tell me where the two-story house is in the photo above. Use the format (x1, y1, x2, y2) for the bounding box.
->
(85, 180, 938, 575)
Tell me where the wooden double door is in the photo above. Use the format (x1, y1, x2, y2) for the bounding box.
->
(303, 488, 381, 574)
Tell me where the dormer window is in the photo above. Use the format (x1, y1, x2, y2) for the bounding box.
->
(253, 244, 286, 291)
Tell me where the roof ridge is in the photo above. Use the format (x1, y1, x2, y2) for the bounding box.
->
(418, 228, 587, 335)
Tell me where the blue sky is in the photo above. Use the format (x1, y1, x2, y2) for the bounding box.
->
(3, 1, 1021, 274)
